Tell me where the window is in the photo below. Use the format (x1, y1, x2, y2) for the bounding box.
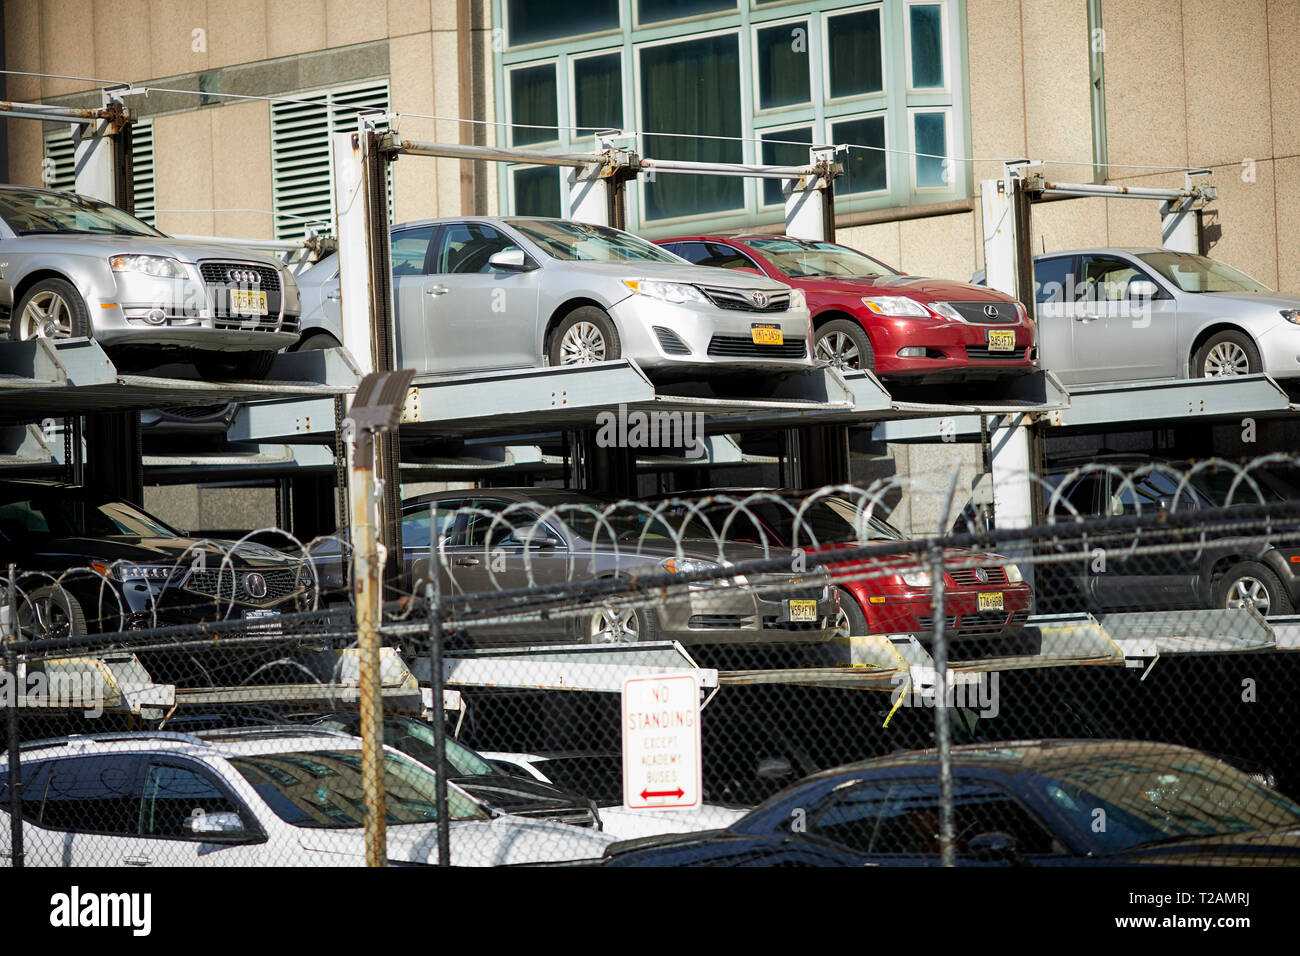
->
(390, 226, 435, 276)
(640, 33, 744, 221)
(434, 222, 522, 274)
(755, 20, 812, 110)
(825, 6, 883, 99)
(1108, 471, 1196, 517)
(638, 0, 736, 25)
(671, 240, 762, 271)
(0, 761, 51, 824)
(573, 52, 624, 136)
(1081, 255, 1151, 303)
(506, 0, 619, 46)
(1034, 256, 1078, 304)
(140, 761, 246, 839)
(1052, 474, 1103, 518)
(510, 62, 559, 146)
(832, 115, 887, 195)
(402, 503, 462, 551)
(511, 165, 563, 218)
(270, 81, 390, 240)
(907, 3, 946, 89)
(759, 126, 813, 206)
(912, 110, 949, 188)
(40, 755, 146, 834)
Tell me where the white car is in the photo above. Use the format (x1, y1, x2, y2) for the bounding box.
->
(481, 751, 747, 842)
(0, 730, 614, 867)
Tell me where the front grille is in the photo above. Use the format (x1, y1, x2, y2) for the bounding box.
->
(964, 345, 1028, 361)
(653, 326, 692, 355)
(917, 615, 958, 632)
(755, 585, 825, 603)
(184, 567, 299, 603)
(949, 567, 1009, 586)
(688, 614, 749, 629)
(199, 260, 285, 324)
(943, 301, 1018, 324)
(198, 261, 282, 292)
(954, 612, 1015, 635)
(698, 286, 790, 313)
(707, 335, 807, 359)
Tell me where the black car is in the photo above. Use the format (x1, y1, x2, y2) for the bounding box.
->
(0, 481, 315, 672)
(601, 739, 1300, 867)
(1042, 454, 1300, 614)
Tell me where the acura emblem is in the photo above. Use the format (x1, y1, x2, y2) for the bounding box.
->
(750, 291, 769, 308)
(243, 572, 268, 599)
(975, 567, 990, 583)
(226, 268, 261, 285)
(983, 304, 1000, 319)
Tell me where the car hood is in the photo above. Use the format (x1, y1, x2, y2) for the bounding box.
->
(36, 536, 298, 569)
(552, 259, 792, 293)
(297, 815, 616, 865)
(1183, 290, 1300, 312)
(454, 774, 595, 816)
(1107, 827, 1300, 865)
(793, 274, 1017, 302)
(7, 232, 288, 270)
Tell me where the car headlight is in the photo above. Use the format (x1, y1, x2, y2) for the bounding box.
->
(624, 279, 708, 305)
(109, 255, 188, 280)
(861, 295, 931, 318)
(928, 301, 963, 321)
(1004, 563, 1023, 584)
(789, 288, 807, 311)
(116, 564, 180, 582)
(661, 556, 722, 575)
(1281, 309, 1300, 325)
(900, 567, 933, 588)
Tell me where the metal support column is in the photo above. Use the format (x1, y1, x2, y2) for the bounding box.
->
(566, 429, 637, 497)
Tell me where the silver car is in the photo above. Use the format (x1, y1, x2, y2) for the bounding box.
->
(0, 185, 301, 379)
(976, 248, 1300, 385)
(294, 216, 813, 384)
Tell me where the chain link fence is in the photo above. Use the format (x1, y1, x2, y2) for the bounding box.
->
(4, 455, 1300, 866)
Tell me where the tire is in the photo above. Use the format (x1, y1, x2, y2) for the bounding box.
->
(195, 350, 277, 381)
(18, 584, 88, 640)
(587, 604, 659, 644)
(814, 318, 874, 372)
(1212, 561, 1292, 616)
(834, 587, 869, 638)
(1195, 330, 1260, 378)
(11, 277, 90, 342)
(294, 332, 341, 351)
(548, 307, 621, 367)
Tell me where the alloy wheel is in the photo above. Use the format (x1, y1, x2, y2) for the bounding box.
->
(591, 606, 639, 643)
(1226, 576, 1271, 614)
(816, 331, 860, 370)
(21, 593, 74, 639)
(834, 606, 852, 639)
(20, 290, 76, 340)
(559, 321, 607, 365)
(1203, 341, 1250, 376)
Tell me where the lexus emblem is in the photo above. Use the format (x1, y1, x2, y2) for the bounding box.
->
(750, 291, 769, 309)
(974, 567, 990, 583)
(243, 572, 268, 599)
(226, 268, 261, 285)
(983, 304, 1000, 319)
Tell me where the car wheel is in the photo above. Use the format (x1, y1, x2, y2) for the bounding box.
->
(549, 307, 621, 366)
(195, 351, 277, 381)
(834, 587, 869, 638)
(294, 332, 342, 351)
(1195, 331, 1260, 378)
(588, 605, 658, 644)
(814, 319, 874, 372)
(17, 584, 88, 640)
(1213, 561, 1292, 616)
(12, 278, 90, 342)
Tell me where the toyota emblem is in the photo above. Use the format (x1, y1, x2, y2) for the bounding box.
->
(983, 304, 1000, 319)
(750, 291, 769, 309)
(243, 572, 268, 599)
(975, 567, 990, 583)
(226, 268, 261, 285)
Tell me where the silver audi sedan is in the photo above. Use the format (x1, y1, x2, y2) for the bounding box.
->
(0, 185, 300, 379)
(294, 216, 813, 385)
(975, 248, 1300, 385)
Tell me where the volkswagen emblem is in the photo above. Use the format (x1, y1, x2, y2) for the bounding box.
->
(983, 304, 1000, 319)
(750, 291, 769, 309)
(242, 572, 268, 599)
(226, 268, 261, 286)
(974, 567, 990, 583)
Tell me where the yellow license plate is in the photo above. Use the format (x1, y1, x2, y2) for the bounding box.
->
(751, 324, 784, 346)
(788, 599, 818, 622)
(986, 329, 1016, 352)
(230, 289, 268, 316)
(977, 591, 1004, 611)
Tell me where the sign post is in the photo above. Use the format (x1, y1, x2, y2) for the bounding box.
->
(621, 673, 703, 810)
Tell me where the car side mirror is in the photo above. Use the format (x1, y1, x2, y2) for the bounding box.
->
(185, 809, 250, 841)
(488, 248, 532, 272)
(1128, 279, 1159, 299)
(967, 830, 1019, 862)
(756, 756, 794, 780)
(515, 525, 560, 549)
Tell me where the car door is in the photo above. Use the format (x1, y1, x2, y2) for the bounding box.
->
(389, 225, 440, 371)
(1093, 471, 1202, 609)
(130, 758, 268, 866)
(1070, 254, 1177, 384)
(424, 222, 541, 373)
(1030, 255, 1079, 381)
(402, 499, 467, 599)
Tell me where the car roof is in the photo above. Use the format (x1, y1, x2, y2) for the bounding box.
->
(5, 729, 368, 766)
(404, 487, 617, 508)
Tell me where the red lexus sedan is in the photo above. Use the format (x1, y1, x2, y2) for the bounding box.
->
(647, 490, 1033, 643)
(657, 235, 1038, 383)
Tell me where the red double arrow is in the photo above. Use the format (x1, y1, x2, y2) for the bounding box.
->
(640, 787, 685, 800)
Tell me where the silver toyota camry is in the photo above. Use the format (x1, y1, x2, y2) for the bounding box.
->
(294, 216, 813, 384)
(0, 185, 301, 379)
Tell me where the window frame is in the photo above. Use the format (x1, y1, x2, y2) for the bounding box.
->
(502, 0, 624, 52)
(821, 2, 887, 106)
(506, 57, 564, 148)
(138, 757, 266, 844)
(907, 106, 953, 193)
(568, 48, 628, 143)
(750, 13, 816, 115)
(755, 121, 817, 208)
(507, 163, 566, 220)
(829, 111, 891, 198)
(903, 0, 951, 94)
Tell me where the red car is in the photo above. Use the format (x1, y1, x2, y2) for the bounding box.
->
(648, 490, 1033, 642)
(657, 235, 1038, 384)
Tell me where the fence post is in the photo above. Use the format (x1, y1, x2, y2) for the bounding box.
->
(929, 546, 956, 867)
(426, 570, 450, 866)
(5, 564, 22, 868)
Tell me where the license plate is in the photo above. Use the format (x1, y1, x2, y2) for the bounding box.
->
(977, 591, 1004, 611)
(244, 608, 281, 634)
(751, 323, 784, 346)
(230, 289, 268, 316)
(986, 329, 1016, 352)
(788, 599, 818, 622)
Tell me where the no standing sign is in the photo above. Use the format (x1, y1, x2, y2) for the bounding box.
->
(621, 673, 703, 810)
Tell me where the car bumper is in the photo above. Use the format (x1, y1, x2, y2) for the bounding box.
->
(656, 580, 839, 644)
(855, 583, 1033, 639)
(609, 296, 815, 374)
(860, 315, 1038, 380)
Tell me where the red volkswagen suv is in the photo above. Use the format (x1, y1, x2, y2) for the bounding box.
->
(658, 235, 1037, 383)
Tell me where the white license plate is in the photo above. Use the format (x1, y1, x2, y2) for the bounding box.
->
(244, 608, 281, 633)
(230, 289, 268, 316)
(788, 599, 818, 622)
(977, 591, 1004, 611)
(986, 329, 1016, 352)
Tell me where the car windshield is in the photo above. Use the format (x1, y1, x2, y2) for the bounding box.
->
(1189, 465, 1300, 505)
(1136, 252, 1272, 294)
(558, 507, 678, 543)
(231, 749, 488, 828)
(384, 718, 497, 777)
(0, 487, 178, 539)
(745, 238, 899, 278)
(1039, 751, 1300, 854)
(0, 188, 164, 238)
(506, 219, 681, 264)
(673, 497, 905, 546)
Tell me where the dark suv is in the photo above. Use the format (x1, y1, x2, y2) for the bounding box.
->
(1042, 454, 1300, 615)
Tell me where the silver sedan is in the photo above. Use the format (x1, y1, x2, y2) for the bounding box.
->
(0, 185, 301, 379)
(294, 216, 813, 384)
(977, 247, 1300, 385)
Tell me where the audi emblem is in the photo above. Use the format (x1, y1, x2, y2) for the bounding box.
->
(750, 291, 769, 309)
(983, 304, 1000, 319)
(226, 268, 261, 285)
(242, 572, 268, 599)
(974, 567, 990, 583)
